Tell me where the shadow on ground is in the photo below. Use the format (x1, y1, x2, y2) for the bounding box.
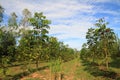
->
(82, 60, 120, 80)
(3, 66, 48, 80)
(110, 58, 120, 68)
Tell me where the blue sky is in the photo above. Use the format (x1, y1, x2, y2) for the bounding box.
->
(0, 0, 120, 50)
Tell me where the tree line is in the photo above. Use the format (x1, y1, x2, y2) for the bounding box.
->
(0, 5, 77, 75)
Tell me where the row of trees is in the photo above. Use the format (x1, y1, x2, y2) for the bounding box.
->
(80, 18, 120, 70)
(0, 5, 77, 75)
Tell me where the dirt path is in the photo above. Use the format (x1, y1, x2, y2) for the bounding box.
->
(62, 59, 80, 80)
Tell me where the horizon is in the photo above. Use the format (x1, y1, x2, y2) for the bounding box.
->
(0, 0, 120, 50)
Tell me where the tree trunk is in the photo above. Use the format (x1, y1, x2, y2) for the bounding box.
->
(36, 60, 39, 69)
(106, 58, 108, 70)
(105, 54, 109, 70)
(3, 67, 7, 76)
(92, 52, 95, 63)
(59, 72, 62, 80)
(50, 67, 52, 80)
(54, 73, 57, 80)
(104, 48, 109, 70)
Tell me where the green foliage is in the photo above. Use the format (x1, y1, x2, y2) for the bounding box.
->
(47, 37, 76, 62)
(0, 28, 16, 75)
(81, 18, 117, 69)
(20, 9, 31, 27)
(0, 5, 119, 79)
(8, 12, 18, 29)
(49, 59, 62, 80)
(0, 6, 79, 78)
(28, 12, 51, 68)
(49, 59, 62, 73)
(113, 36, 120, 57)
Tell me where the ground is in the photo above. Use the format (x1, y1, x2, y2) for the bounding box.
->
(0, 58, 120, 80)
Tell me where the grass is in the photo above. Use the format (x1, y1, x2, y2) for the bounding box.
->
(0, 62, 48, 80)
(0, 58, 120, 80)
(25, 78, 41, 80)
(75, 62, 95, 80)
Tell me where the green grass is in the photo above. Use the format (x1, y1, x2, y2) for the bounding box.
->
(0, 62, 47, 80)
(75, 63, 94, 80)
(25, 78, 41, 80)
(61, 58, 94, 80)
(0, 59, 120, 80)
(62, 58, 120, 80)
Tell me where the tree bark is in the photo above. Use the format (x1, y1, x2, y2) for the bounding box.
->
(59, 72, 62, 80)
(104, 47, 109, 70)
(36, 60, 39, 69)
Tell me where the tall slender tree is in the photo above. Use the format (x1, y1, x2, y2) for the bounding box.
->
(29, 12, 51, 68)
(20, 9, 31, 27)
(8, 12, 18, 31)
(0, 5, 4, 24)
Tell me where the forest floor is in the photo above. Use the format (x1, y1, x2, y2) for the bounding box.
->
(0, 58, 120, 80)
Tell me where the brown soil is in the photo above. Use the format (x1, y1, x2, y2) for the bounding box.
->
(21, 68, 50, 80)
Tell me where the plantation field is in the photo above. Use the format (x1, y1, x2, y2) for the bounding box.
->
(0, 3, 120, 80)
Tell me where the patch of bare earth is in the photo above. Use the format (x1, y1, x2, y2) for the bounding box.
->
(21, 68, 50, 80)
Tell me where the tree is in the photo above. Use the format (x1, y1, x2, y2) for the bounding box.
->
(47, 37, 75, 62)
(29, 12, 51, 68)
(8, 12, 18, 31)
(20, 9, 31, 27)
(85, 18, 116, 69)
(0, 28, 16, 75)
(0, 5, 4, 24)
(110, 36, 120, 69)
(80, 43, 90, 61)
(115, 36, 120, 57)
(95, 18, 116, 69)
(86, 28, 98, 63)
(17, 30, 34, 71)
(48, 37, 60, 60)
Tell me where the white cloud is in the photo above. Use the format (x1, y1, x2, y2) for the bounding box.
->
(49, 16, 94, 41)
(64, 39, 86, 50)
(0, 0, 120, 50)
(96, 9, 120, 16)
(1, 0, 34, 16)
(1, 0, 94, 18)
(113, 18, 120, 23)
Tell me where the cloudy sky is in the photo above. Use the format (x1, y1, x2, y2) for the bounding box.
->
(0, 0, 120, 50)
